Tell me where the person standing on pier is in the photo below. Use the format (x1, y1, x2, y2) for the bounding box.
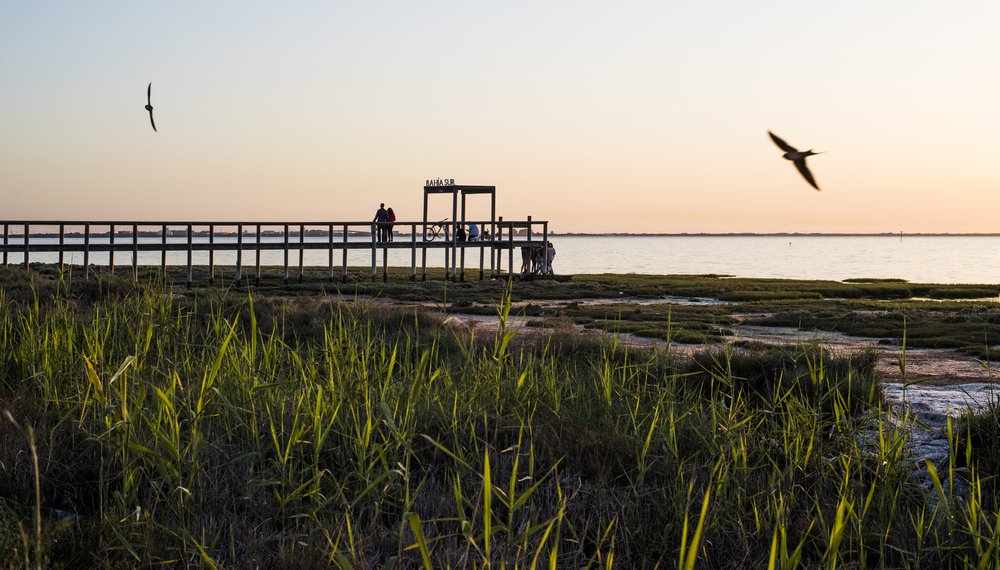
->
(373, 203, 389, 242)
(386, 207, 396, 242)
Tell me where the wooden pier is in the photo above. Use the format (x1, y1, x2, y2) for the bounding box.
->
(0, 218, 550, 285)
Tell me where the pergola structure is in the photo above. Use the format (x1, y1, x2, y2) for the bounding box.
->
(422, 182, 496, 278)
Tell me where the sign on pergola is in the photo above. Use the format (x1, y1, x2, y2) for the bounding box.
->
(422, 180, 497, 240)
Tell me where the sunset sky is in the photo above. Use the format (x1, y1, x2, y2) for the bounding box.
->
(2, 1, 998, 233)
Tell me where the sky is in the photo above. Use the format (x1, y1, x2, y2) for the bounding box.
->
(2, 1, 999, 233)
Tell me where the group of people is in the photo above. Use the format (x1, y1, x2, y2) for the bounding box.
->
(455, 223, 483, 242)
(520, 242, 556, 275)
(373, 203, 397, 242)
(375, 203, 493, 243)
(372, 203, 554, 274)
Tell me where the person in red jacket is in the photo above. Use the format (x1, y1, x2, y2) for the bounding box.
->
(386, 207, 397, 242)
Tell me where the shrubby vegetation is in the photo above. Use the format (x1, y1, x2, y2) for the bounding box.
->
(0, 269, 999, 568)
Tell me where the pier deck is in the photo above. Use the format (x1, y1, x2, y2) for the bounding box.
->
(0, 219, 551, 284)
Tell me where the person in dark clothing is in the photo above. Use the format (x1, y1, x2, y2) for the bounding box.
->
(373, 203, 389, 242)
(386, 207, 396, 242)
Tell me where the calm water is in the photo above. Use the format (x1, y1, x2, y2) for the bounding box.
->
(8, 235, 1000, 284)
(553, 235, 1000, 284)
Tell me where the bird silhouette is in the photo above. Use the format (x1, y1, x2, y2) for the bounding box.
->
(145, 83, 156, 132)
(768, 131, 822, 190)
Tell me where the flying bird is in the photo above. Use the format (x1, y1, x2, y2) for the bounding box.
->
(768, 131, 822, 190)
(145, 83, 156, 132)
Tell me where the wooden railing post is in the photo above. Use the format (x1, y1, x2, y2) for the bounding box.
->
(298, 224, 305, 283)
(209, 224, 215, 284)
(236, 224, 244, 285)
(108, 224, 115, 274)
(283, 224, 290, 283)
(410, 223, 417, 281)
(507, 221, 514, 277)
(496, 216, 504, 276)
(255, 224, 262, 285)
(83, 224, 90, 279)
(22, 223, 29, 272)
(370, 222, 377, 282)
(342, 223, 348, 283)
(541, 221, 549, 276)
(132, 223, 138, 280)
(186, 224, 193, 287)
(327, 223, 334, 281)
(58, 224, 65, 270)
(161, 224, 167, 278)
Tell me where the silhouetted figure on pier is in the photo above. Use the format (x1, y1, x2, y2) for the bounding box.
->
(373, 203, 389, 242)
(387, 207, 396, 242)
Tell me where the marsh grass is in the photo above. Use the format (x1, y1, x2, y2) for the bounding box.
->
(1, 270, 1000, 567)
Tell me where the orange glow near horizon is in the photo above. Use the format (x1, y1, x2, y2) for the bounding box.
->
(2, 2, 999, 233)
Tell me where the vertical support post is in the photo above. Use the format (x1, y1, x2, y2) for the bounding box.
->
(22, 223, 29, 272)
(186, 224, 193, 287)
(83, 224, 91, 279)
(2, 223, 7, 266)
(298, 224, 305, 283)
(108, 224, 115, 274)
(479, 242, 484, 281)
(58, 224, 65, 270)
(132, 223, 138, 280)
(382, 246, 387, 283)
(451, 190, 458, 280)
(496, 216, 504, 275)
(421, 191, 428, 281)
(283, 224, 290, 283)
(327, 223, 334, 281)
(161, 224, 167, 278)
(542, 221, 549, 276)
(342, 224, 348, 283)
(236, 224, 244, 285)
(255, 224, 262, 285)
(410, 223, 416, 281)
(507, 220, 514, 277)
(370, 222, 377, 282)
(460, 191, 467, 282)
(526, 216, 533, 274)
(490, 190, 496, 276)
(209, 224, 215, 284)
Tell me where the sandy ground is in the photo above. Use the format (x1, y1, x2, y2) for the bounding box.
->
(440, 308, 998, 385)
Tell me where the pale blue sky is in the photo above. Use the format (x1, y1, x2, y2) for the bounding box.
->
(2, 1, 998, 232)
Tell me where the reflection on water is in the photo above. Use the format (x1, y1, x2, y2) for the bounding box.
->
(6, 235, 1000, 285)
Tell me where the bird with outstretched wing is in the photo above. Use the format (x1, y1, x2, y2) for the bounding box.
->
(145, 83, 156, 132)
(768, 130, 822, 190)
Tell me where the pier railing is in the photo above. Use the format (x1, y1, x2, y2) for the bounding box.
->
(0, 218, 550, 284)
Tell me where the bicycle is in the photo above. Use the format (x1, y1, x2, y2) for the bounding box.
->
(424, 218, 449, 241)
